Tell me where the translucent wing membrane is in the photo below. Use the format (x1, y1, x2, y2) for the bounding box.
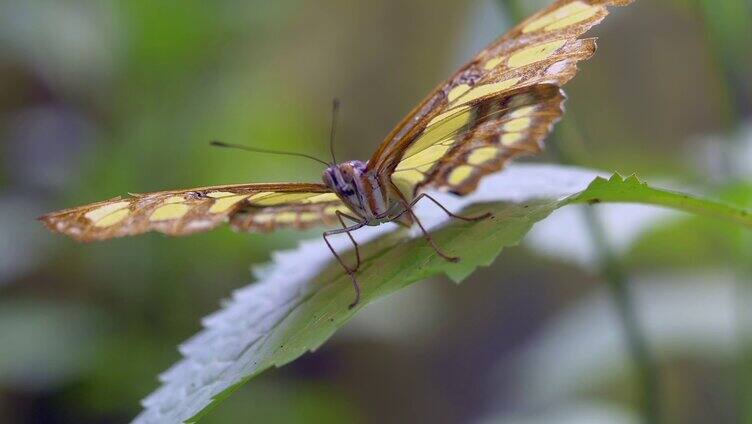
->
(373, 0, 632, 196)
(39, 183, 349, 242)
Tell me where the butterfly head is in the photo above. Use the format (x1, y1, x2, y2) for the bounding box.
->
(323, 160, 390, 221)
(322, 161, 366, 199)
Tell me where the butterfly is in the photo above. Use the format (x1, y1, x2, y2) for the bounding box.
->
(40, 0, 633, 308)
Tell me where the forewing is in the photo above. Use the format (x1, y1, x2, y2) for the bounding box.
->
(371, 0, 632, 194)
(40, 183, 351, 242)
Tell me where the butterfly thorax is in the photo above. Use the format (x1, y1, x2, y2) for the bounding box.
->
(322, 160, 400, 225)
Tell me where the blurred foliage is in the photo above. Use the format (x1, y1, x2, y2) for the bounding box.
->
(0, 0, 750, 423)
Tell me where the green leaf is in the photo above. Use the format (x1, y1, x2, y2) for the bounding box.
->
(133, 165, 751, 423)
(567, 173, 752, 229)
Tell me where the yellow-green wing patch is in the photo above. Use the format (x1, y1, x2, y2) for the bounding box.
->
(391, 85, 565, 199)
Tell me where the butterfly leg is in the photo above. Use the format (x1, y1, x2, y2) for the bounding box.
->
(394, 198, 460, 263)
(323, 221, 366, 309)
(335, 210, 362, 270)
(388, 182, 490, 263)
(409, 193, 492, 222)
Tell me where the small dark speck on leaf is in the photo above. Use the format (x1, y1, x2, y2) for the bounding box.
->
(588, 198, 601, 205)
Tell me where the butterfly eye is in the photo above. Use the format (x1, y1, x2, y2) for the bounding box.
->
(340, 186, 355, 197)
(323, 169, 339, 187)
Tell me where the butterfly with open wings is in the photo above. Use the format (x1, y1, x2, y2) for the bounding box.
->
(40, 0, 634, 307)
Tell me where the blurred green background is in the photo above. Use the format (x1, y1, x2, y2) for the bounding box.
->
(1, 0, 751, 422)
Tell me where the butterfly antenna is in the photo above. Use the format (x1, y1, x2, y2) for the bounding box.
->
(209, 141, 330, 167)
(329, 98, 340, 165)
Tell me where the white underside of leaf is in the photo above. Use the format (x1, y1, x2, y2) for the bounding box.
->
(525, 203, 677, 268)
(413, 164, 607, 233)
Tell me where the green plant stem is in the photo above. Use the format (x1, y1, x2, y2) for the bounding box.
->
(553, 123, 662, 424)
(695, 0, 751, 137)
(493, 2, 663, 421)
(582, 206, 661, 424)
(499, 0, 660, 418)
(694, 2, 752, 421)
(736, 235, 752, 424)
(555, 114, 668, 422)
